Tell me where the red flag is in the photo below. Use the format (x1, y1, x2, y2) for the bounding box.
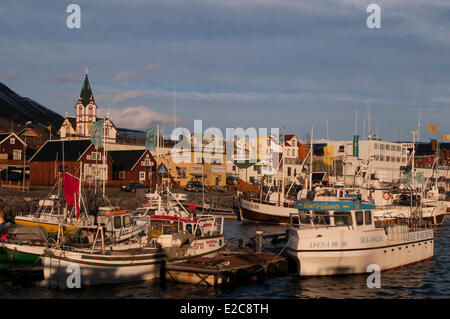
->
(63, 172, 80, 219)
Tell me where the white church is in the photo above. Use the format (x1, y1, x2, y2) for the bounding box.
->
(58, 70, 118, 144)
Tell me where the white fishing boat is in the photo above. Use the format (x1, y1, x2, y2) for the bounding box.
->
(238, 194, 297, 224)
(286, 200, 434, 276)
(41, 226, 165, 288)
(151, 214, 226, 261)
(238, 127, 315, 225)
(41, 198, 226, 287)
(13, 195, 88, 235)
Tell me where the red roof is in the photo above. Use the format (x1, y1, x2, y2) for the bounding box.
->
(284, 134, 302, 147)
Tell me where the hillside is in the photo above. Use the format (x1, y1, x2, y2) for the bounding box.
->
(0, 82, 64, 134)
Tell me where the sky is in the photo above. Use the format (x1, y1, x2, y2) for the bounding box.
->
(0, 0, 449, 142)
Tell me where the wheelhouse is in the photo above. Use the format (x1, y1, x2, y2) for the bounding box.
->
(289, 200, 375, 228)
(148, 215, 224, 238)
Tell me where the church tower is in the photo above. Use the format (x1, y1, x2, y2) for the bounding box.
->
(74, 67, 97, 137)
(58, 68, 118, 143)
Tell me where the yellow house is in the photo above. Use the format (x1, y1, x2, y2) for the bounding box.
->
(155, 147, 226, 188)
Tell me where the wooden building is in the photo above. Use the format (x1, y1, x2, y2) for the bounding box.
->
(0, 132, 29, 189)
(29, 139, 92, 186)
(29, 138, 158, 189)
(107, 149, 157, 188)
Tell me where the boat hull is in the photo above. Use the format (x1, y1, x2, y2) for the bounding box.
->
(0, 243, 44, 270)
(238, 196, 296, 224)
(41, 249, 165, 288)
(287, 227, 434, 276)
(13, 218, 79, 235)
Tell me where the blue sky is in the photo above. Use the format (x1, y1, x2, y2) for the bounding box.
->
(1, 0, 449, 142)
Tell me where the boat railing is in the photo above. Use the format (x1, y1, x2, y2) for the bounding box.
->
(194, 215, 225, 236)
(241, 193, 297, 208)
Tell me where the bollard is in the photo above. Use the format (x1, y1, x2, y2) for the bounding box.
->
(255, 230, 263, 253)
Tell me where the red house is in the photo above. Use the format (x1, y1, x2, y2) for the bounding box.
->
(0, 132, 28, 188)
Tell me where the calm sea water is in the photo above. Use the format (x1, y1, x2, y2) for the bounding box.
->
(1, 218, 449, 299)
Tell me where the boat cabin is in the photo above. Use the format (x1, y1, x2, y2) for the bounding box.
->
(95, 209, 147, 243)
(290, 200, 376, 229)
(148, 215, 222, 239)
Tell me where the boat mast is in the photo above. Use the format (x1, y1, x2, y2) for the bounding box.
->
(309, 127, 314, 192)
(281, 131, 285, 203)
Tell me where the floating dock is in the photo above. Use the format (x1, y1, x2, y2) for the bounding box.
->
(163, 249, 289, 287)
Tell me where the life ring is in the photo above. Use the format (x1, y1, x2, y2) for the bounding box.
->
(426, 192, 432, 199)
(383, 192, 392, 200)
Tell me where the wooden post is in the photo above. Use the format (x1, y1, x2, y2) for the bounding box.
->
(256, 230, 263, 253)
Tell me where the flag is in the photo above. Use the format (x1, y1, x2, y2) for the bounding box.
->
(323, 145, 334, 166)
(427, 124, 438, 133)
(90, 119, 104, 147)
(416, 172, 424, 185)
(145, 126, 158, 151)
(405, 171, 413, 185)
(279, 127, 285, 145)
(442, 135, 450, 141)
(63, 172, 80, 219)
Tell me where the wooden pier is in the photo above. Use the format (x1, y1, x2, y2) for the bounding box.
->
(163, 248, 289, 287)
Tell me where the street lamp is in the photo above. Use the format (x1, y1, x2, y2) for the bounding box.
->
(22, 121, 32, 192)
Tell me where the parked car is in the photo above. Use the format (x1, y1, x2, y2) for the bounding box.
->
(184, 181, 205, 192)
(211, 185, 227, 192)
(120, 182, 147, 192)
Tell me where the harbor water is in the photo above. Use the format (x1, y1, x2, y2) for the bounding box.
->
(1, 218, 449, 299)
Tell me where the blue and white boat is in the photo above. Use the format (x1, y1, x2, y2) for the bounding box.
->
(286, 200, 434, 276)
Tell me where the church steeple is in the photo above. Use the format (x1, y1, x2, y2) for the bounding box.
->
(78, 69, 95, 107)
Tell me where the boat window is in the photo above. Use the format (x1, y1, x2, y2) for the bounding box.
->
(355, 211, 364, 226)
(299, 211, 311, 224)
(313, 211, 330, 225)
(114, 216, 122, 229)
(162, 225, 173, 234)
(333, 211, 352, 226)
(186, 224, 193, 234)
(123, 215, 131, 228)
(196, 226, 202, 237)
(365, 211, 372, 225)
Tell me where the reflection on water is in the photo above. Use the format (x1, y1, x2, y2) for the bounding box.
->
(1, 219, 449, 299)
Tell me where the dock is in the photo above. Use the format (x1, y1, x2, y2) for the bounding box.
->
(163, 248, 289, 287)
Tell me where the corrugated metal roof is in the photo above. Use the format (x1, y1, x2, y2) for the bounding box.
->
(30, 139, 92, 162)
(108, 149, 146, 171)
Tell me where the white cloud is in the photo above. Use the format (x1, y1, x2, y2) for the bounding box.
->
(145, 63, 159, 71)
(98, 106, 182, 130)
(55, 91, 76, 100)
(2, 69, 19, 80)
(109, 71, 140, 83)
(112, 90, 146, 103)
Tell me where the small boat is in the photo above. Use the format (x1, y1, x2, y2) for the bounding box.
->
(0, 225, 48, 270)
(137, 190, 227, 261)
(286, 200, 434, 276)
(41, 198, 226, 287)
(41, 226, 165, 288)
(151, 214, 226, 261)
(14, 196, 88, 235)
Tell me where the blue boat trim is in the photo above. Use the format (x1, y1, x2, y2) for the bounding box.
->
(294, 200, 376, 211)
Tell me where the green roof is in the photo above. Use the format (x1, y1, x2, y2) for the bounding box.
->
(79, 74, 95, 106)
(233, 160, 259, 169)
